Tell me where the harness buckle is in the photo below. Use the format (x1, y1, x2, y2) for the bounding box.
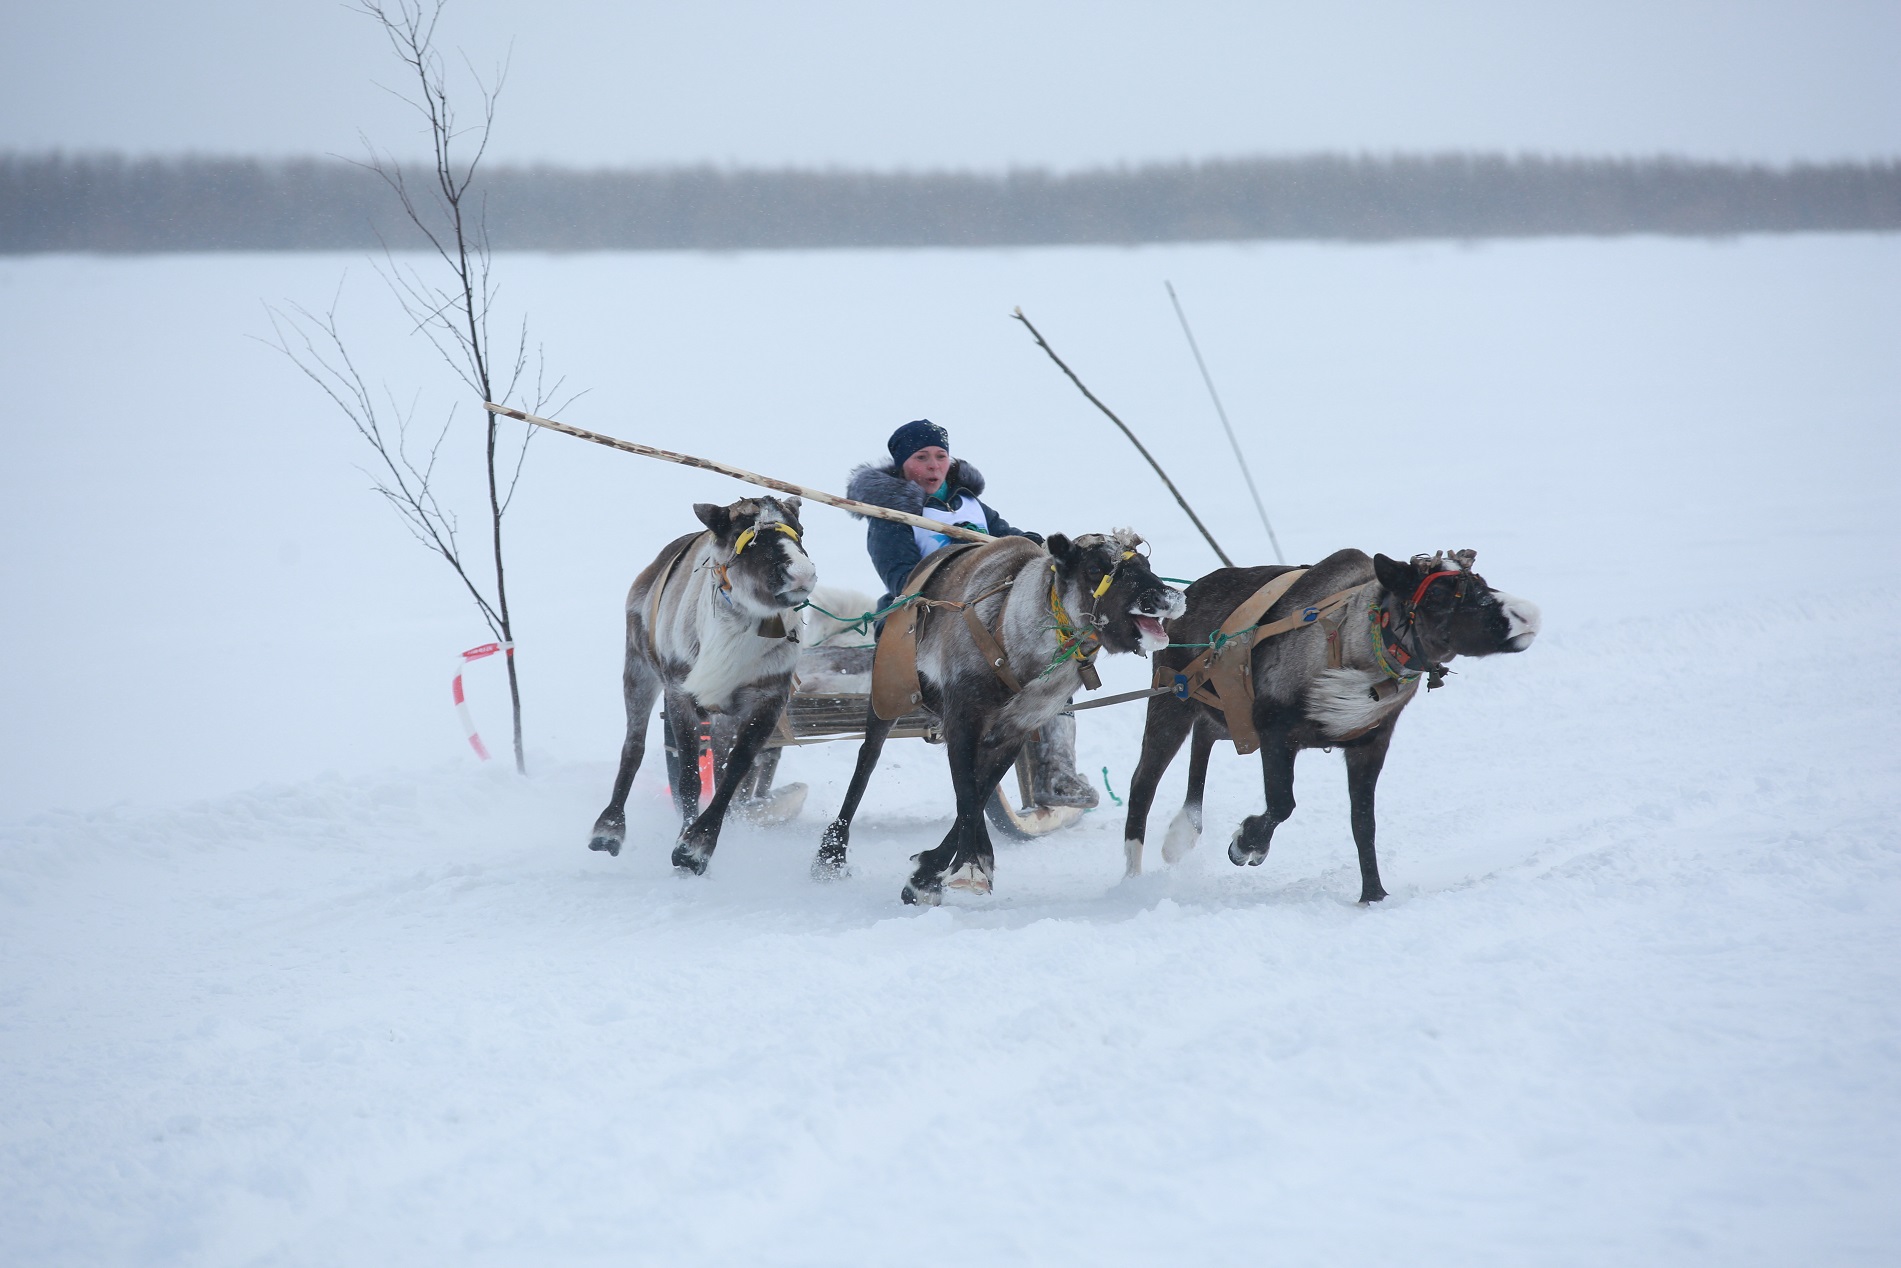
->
(1172, 673, 1190, 701)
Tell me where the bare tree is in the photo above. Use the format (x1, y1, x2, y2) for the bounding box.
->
(267, 0, 574, 773)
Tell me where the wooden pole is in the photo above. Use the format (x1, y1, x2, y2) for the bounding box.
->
(1165, 281, 1285, 564)
(483, 403, 992, 544)
(1010, 307, 1235, 568)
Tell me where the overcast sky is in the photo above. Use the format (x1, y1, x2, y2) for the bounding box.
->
(5, 1, 1897, 168)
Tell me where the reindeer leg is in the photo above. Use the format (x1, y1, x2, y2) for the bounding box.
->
(1343, 723, 1396, 903)
(1121, 694, 1193, 876)
(1163, 714, 1219, 867)
(588, 656, 662, 857)
(815, 702, 897, 880)
(673, 689, 786, 875)
(961, 731, 1029, 891)
(906, 718, 1026, 904)
(662, 688, 705, 831)
(903, 719, 992, 905)
(742, 745, 782, 801)
(1229, 726, 1296, 867)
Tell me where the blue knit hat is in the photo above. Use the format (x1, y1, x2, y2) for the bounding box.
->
(887, 419, 950, 465)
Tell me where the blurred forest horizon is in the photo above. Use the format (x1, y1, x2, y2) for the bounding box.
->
(6, 151, 1897, 254)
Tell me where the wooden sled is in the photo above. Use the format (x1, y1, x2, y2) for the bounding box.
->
(669, 642, 1082, 840)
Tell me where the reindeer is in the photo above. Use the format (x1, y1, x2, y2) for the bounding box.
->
(815, 531, 1184, 905)
(586, 496, 817, 873)
(1122, 549, 1539, 903)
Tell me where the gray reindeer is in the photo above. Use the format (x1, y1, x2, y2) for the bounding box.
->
(1122, 548, 1539, 903)
(587, 496, 817, 873)
(816, 531, 1184, 905)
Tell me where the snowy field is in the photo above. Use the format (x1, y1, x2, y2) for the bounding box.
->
(3, 235, 1899, 1265)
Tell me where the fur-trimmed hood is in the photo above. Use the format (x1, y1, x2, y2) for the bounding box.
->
(845, 458, 988, 519)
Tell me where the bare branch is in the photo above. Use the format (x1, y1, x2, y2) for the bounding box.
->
(272, 0, 561, 774)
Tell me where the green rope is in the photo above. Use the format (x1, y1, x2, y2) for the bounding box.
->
(1100, 766, 1123, 807)
(794, 592, 921, 637)
(1034, 617, 1102, 681)
(1158, 576, 1195, 585)
(1166, 624, 1259, 651)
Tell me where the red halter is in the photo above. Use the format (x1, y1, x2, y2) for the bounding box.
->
(1407, 569, 1463, 610)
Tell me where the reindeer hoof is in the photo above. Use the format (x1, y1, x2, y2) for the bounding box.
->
(811, 839, 850, 881)
(900, 879, 942, 907)
(1359, 886, 1388, 905)
(1161, 808, 1201, 864)
(670, 843, 710, 875)
(588, 813, 625, 856)
(945, 861, 993, 895)
(1228, 839, 1267, 867)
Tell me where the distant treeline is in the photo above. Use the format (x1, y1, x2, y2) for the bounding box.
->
(4, 152, 1898, 254)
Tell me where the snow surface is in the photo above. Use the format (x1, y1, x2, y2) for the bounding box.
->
(3, 236, 1899, 1265)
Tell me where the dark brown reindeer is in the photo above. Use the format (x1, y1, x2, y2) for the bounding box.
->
(586, 496, 817, 873)
(1123, 549, 1539, 903)
(815, 530, 1185, 905)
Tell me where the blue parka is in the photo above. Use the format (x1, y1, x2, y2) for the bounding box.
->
(845, 458, 1039, 607)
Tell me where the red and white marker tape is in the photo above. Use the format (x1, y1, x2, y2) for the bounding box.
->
(453, 641, 514, 760)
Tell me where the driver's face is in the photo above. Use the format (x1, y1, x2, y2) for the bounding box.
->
(901, 446, 951, 491)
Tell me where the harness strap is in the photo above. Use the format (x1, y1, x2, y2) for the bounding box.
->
(731, 520, 799, 557)
(959, 582, 1023, 694)
(1201, 568, 1308, 755)
(1396, 570, 1460, 689)
(871, 541, 989, 720)
(1169, 571, 1369, 755)
(1409, 569, 1461, 608)
(1220, 568, 1310, 640)
(645, 531, 712, 660)
(1047, 574, 1104, 691)
(1321, 603, 1351, 671)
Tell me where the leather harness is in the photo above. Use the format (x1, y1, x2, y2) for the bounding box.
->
(1156, 568, 1369, 755)
(870, 541, 1050, 721)
(645, 531, 709, 657)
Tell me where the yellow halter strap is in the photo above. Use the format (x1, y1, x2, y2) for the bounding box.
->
(1091, 548, 1137, 598)
(731, 521, 800, 557)
(1049, 572, 1099, 663)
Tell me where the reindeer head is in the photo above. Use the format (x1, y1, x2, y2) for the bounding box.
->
(1371, 549, 1540, 661)
(1046, 529, 1185, 655)
(693, 496, 817, 616)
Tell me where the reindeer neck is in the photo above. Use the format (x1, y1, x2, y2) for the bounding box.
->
(1366, 587, 1450, 689)
(1040, 566, 1104, 687)
(697, 549, 789, 636)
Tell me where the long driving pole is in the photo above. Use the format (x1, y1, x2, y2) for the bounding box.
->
(1010, 307, 1235, 568)
(482, 404, 991, 544)
(1165, 281, 1285, 564)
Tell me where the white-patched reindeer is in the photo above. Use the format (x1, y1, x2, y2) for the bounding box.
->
(587, 496, 816, 873)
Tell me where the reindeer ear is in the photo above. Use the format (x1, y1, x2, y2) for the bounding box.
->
(1045, 533, 1076, 568)
(780, 496, 801, 519)
(693, 502, 730, 536)
(1372, 553, 1416, 596)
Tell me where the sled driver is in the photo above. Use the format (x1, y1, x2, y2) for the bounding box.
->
(847, 419, 1098, 809)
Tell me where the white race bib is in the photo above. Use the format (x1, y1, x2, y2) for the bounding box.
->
(913, 493, 986, 557)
